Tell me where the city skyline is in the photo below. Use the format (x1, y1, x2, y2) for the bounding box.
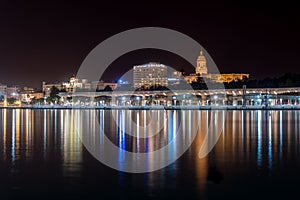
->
(1, 2, 300, 199)
(1, 1, 300, 88)
(1, 49, 250, 89)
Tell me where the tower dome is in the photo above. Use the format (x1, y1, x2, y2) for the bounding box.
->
(196, 50, 208, 75)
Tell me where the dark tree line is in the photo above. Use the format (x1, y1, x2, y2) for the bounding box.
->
(224, 73, 300, 89)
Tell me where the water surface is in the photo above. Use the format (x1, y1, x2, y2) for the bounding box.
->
(0, 109, 300, 199)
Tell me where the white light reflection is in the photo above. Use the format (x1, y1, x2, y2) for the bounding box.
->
(241, 110, 244, 151)
(188, 110, 192, 144)
(60, 109, 64, 147)
(99, 110, 104, 146)
(136, 111, 140, 152)
(298, 111, 300, 154)
(257, 111, 262, 167)
(118, 110, 126, 168)
(268, 111, 273, 171)
(12, 109, 16, 162)
(279, 111, 283, 159)
(3, 109, 7, 160)
(54, 109, 57, 143)
(43, 109, 47, 158)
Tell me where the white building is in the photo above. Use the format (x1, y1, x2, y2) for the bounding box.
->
(0, 84, 7, 104)
(6, 86, 21, 99)
(42, 81, 63, 96)
(42, 76, 118, 96)
(133, 62, 168, 88)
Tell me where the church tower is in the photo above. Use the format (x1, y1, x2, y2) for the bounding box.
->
(196, 50, 208, 76)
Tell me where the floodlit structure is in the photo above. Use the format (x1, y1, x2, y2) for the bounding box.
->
(176, 51, 249, 84)
(42, 75, 118, 96)
(196, 50, 208, 75)
(133, 63, 168, 88)
(0, 84, 7, 105)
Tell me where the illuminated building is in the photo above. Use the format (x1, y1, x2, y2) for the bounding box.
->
(196, 50, 208, 75)
(176, 51, 249, 84)
(62, 75, 84, 92)
(6, 86, 21, 99)
(133, 62, 168, 88)
(42, 75, 118, 97)
(20, 92, 44, 103)
(0, 84, 7, 105)
(0, 84, 7, 95)
(208, 73, 249, 83)
(42, 81, 63, 96)
(19, 87, 44, 103)
(1, 85, 23, 105)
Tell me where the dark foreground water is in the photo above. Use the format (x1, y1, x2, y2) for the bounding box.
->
(0, 109, 300, 199)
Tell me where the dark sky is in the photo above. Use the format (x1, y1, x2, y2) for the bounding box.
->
(0, 0, 300, 89)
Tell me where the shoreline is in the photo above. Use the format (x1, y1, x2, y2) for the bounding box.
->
(1, 105, 300, 110)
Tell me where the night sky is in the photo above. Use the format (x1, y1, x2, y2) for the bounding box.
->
(0, 0, 299, 89)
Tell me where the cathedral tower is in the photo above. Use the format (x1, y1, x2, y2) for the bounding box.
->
(196, 50, 208, 76)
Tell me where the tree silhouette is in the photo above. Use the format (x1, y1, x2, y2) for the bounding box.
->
(50, 86, 60, 102)
(103, 85, 113, 91)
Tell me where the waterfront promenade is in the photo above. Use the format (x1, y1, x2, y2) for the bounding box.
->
(2, 87, 300, 110)
(2, 104, 300, 110)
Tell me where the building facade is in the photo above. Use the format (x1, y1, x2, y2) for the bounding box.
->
(133, 63, 168, 88)
(6, 86, 21, 99)
(20, 92, 44, 103)
(208, 73, 249, 83)
(43, 76, 118, 96)
(0, 84, 7, 104)
(196, 50, 208, 75)
(177, 51, 249, 84)
(42, 82, 63, 96)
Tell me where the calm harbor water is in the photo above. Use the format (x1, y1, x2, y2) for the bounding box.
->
(0, 109, 300, 199)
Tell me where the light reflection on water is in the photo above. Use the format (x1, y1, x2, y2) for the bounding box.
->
(0, 109, 300, 198)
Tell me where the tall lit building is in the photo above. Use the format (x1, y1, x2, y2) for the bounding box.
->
(133, 63, 168, 88)
(196, 50, 208, 75)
